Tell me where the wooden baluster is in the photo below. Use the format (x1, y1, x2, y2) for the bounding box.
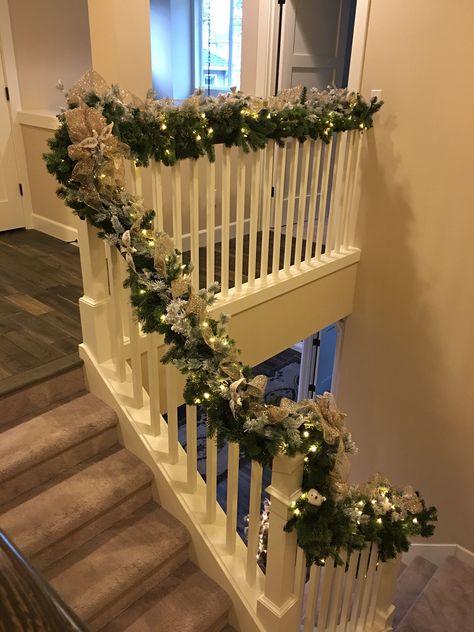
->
(147, 332, 161, 435)
(294, 140, 311, 268)
(337, 131, 356, 252)
(152, 161, 164, 232)
(260, 141, 274, 282)
(226, 441, 240, 554)
(327, 552, 347, 631)
(171, 163, 183, 252)
(317, 559, 336, 630)
(272, 142, 287, 276)
(245, 460, 263, 585)
(372, 555, 400, 632)
(127, 301, 143, 409)
(186, 405, 198, 492)
(248, 150, 262, 288)
(304, 140, 322, 264)
(190, 160, 200, 289)
(347, 547, 370, 632)
(283, 141, 300, 272)
(106, 245, 126, 381)
(234, 155, 246, 292)
(344, 131, 364, 249)
(206, 436, 217, 523)
(221, 147, 231, 297)
(358, 544, 379, 629)
(206, 160, 216, 288)
(315, 140, 333, 261)
(165, 364, 179, 464)
(339, 551, 359, 632)
(256, 454, 304, 631)
(304, 564, 322, 632)
(325, 135, 344, 256)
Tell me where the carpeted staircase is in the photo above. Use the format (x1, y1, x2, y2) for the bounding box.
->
(393, 554, 474, 631)
(0, 367, 232, 631)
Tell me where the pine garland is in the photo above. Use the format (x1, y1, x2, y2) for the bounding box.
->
(43, 72, 436, 567)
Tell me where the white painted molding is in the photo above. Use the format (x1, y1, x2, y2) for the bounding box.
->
(18, 110, 60, 130)
(31, 213, 78, 242)
(347, 0, 372, 92)
(0, 0, 34, 228)
(403, 543, 474, 569)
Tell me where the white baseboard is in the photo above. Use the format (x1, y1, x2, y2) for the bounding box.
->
(32, 213, 78, 242)
(403, 543, 474, 569)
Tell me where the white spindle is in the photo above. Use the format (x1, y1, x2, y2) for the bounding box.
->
(171, 163, 183, 252)
(234, 157, 246, 292)
(221, 147, 231, 297)
(339, 550, 359, 632)
(333, 133, 352, 254)
(206, 435, 217, 523)
(165, 364, 179, 464)
(294, 546, 307, 604)
(245, 460, 263, 584)
(248, 150, 262, 287)
(284, 141, 300, 272)
(186, 404, 198, 492)
(304, 141, 322, 263)
(226, 441, 240, 553)
(337, 131, 356, 253)
(190, 160, 200, 288)
(325, 135, 344, 256)
(304, 564, 322, 632)
(327, 553, 347, 631)
(206, 160, 216, 287)
(147, 332, 161, 435)
(344, 131, 364, 248)
(358, 544, 379, 629)
(127, 302, 143, 408)
(315, 140, 333, 260)
(294, 140, 311, 268)
(151, 161, 164, 232)
(347, 547, 370, 632)
(131, 161, 143, 197)
(272, 143, 287, 276)
(367, 557, 383, 627)
(260, 141, 274, 282)
(108, 246, 126, 381)
(317, 560, 335, 630)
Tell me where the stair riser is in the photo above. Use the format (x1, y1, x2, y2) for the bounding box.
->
(89, 546, 190, 631)
(0, 367, 85, 428)
(0, 427, 118, 507)
(34, 485, 153, 572)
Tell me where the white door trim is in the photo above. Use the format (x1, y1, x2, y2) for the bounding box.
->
(0, 0, 33, 228)
(347, 0, 372, 92)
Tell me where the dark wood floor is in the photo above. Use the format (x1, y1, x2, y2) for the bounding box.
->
(0, 230, 83, 396)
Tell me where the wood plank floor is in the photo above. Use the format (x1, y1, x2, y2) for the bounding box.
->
(0, 230, 83, 396)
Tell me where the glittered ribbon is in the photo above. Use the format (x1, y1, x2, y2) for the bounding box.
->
(153, 233, 175, 275)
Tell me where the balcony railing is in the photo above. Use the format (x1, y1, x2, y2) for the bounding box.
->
(76, 134, 399, 632)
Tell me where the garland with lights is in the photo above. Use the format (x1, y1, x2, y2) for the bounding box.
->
(44, 71, 436, 567)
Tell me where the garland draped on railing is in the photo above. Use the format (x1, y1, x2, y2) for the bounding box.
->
(44, 71, 436, 566)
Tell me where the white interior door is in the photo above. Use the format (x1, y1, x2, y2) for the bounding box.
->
(280, 0, 355, 90)
(0, 48, 24, 231)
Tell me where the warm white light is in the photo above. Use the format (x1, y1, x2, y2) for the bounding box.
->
(293, 508, 301, 516)
(310, 445, 317, 453)
(203, 392, 210, 400)
(160, 314, 166, 322)
(196, 134, 202, 141)
(209, 336, 216, 343)
(412, 517, 418, 524)
(303, 431, 309, 438)
(376, 518, 382, 524)
(161, 123, 167, 130)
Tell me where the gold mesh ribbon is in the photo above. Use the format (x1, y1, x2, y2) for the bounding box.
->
(171, 276, 189, 299)
(153, 233, 175, 274)
(186, 292, 208, 319)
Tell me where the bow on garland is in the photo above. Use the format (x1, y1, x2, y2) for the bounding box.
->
(44, 72, 436, 567)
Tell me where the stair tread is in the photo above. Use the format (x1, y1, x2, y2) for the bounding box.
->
(396, 556, 474, 632)
(0, 393, 117, 484)
(393, 555, 437, 627)
(47, 502, 190, 623)
(103, 560, 231, 632)
(0, 447, 153, 560)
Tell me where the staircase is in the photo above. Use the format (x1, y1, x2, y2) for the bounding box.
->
(393, 554, 474, 631)
(0, 368, 232, 631)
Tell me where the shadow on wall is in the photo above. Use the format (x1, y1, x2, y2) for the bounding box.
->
(338, 117, 470, 546)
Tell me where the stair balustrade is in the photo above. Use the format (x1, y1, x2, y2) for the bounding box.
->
(75, 134, 400, 631)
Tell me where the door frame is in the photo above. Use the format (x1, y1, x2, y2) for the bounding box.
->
(0, 0, 33, 229)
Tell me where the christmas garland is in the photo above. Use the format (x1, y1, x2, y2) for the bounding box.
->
(44, 71, 436, 567)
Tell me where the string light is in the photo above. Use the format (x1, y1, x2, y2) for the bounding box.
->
(303, 430, 309, 438)
(203, 392, 210, 400)
(309, 444, 317, 453)
(161, 123, 167, 130)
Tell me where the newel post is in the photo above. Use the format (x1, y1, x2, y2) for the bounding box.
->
(76, 218, 112, 363)
(373, 555, 401, 631)
(257, 453, 304, 632)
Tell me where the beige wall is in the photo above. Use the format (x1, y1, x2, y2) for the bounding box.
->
(337, 1, 474, 549)
(8, 0, 91, 111)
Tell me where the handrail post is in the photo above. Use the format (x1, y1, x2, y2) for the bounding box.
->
(76, 218, 112, 363)
(373, 555, 401, 631)
(257, 453, 304, 631)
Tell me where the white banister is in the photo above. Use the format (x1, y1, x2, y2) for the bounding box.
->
(221, 147, 231, 297)
(304, 140, 322, 263)
(257, 453, 304, 631)
(315, 140, 333, 261)
(248, 150, 262, 287)
(234, 156, 246, 292)
(106, 245, 126, 382)
(147, 332, 161, 435)
(127, 301, 143, 409)
(327, 553, 347, 631)
(304, 564, 322, 632)
(151, 161, 164, 232)
(171, 163, 183, 252)
(206, 435, 217, 523)
(165, 364, 179, 464)
(373, 556, 400, 632)
(186, 404, 198, 492)
(260, 141, 274, 282)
